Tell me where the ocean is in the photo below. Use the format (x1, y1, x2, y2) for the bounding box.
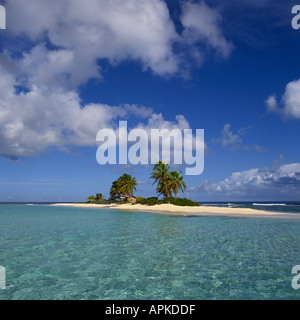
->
(0, 203, 300, 300)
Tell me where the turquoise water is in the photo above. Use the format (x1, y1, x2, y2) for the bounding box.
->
(0, 204, 300, 300)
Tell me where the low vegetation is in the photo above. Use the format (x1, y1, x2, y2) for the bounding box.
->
(136, 197, 200, 207)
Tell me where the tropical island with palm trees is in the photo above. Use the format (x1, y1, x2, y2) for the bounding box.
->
(86, 161, 200, 207)
(51, 161, 291, 217)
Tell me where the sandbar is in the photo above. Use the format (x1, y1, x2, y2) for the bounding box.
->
(50, 203, 300, 219)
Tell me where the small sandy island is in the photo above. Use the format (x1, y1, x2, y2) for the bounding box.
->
(50, 203, 299, 219)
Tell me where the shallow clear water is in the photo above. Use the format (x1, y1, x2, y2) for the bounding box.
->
(0, 204, 300, 300)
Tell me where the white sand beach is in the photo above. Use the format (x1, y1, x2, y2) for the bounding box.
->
(50, 203, 298, 218)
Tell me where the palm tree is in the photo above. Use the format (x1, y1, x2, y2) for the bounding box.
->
(118, 174, 137, 197)
(95, 193, 103, 201)
(110, 180, 121, 198)
(170, 171, 186, 200)
(87, 195, 95, 203)
(150, 161, 172, 202)
(110, 174, 137, 200)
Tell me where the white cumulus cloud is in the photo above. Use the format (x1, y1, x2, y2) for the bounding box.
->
(181, 1, 233, 59)
(0, 0, 232, 158)
(266, 79, 300, 119)
(6, 0, 179, 80)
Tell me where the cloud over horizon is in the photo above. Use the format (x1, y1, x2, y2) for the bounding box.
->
(188, 162, 300, 201)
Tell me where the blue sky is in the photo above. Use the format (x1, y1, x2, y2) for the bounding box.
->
(0, 0, 300, 202)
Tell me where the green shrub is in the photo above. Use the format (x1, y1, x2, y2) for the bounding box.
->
(172, 198, 200, 207)
(139, 197, 161, 206)
(136, 196, 199, 207)
(136, 196, 144, 203)
(94, 199, 114, 205)
(160, 197, 199, 206)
